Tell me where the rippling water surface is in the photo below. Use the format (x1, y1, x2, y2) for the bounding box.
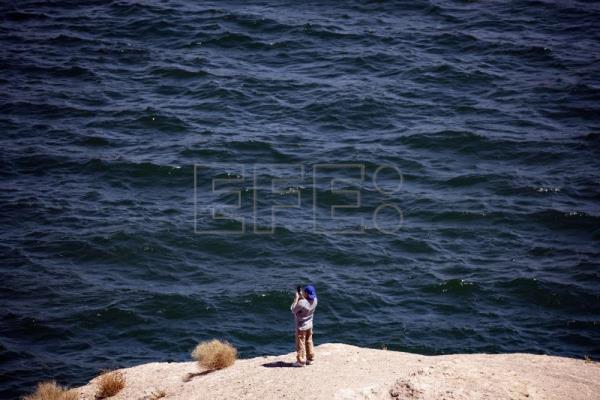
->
(1, 0, 599, 397)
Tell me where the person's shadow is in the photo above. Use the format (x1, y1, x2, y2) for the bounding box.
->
(262, 361, 296, 368)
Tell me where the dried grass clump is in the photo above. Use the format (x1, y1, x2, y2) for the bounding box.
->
(22, 381, 77, 400)
(149, 389, 167, 399)
(191, 339, 237, 370)
(95, 371, 125, 399)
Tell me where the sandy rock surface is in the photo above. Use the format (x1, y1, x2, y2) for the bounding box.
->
(75, 343, 600, 400)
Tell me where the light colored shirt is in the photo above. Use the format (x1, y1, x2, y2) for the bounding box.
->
(291, 298, 317, 331)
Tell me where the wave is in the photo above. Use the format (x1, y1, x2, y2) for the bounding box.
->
(2, 11, 49, 22)
(394, 130, 488, 150)
(422, 279, 481, 296)
(495, 277, 599, 312)
(81, 108, 191, 133)
(412, 63, 499, 86)
(225, 140, 299, 162)
(148, 65, 210, 79)
(0, 100, 97, 118)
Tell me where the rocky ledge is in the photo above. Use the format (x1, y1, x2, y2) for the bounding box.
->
(74, 343, 599, 400)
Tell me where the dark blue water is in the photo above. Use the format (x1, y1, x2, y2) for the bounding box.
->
(1, 0, 600, 397)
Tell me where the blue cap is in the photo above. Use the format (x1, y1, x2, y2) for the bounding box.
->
(304, 285, 316, 300)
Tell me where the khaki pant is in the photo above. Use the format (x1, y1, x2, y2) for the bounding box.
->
(295, 328, 314, 363)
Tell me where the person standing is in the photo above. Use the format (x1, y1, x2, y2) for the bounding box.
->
(290, 285, 318, 367)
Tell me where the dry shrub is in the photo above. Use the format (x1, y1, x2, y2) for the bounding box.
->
(389, 379, 422, 399)
(191, 339, 237, 370)
(22, 381, 77, 400)
(95, 371, 125, 399)
(149, 389, 167, 399)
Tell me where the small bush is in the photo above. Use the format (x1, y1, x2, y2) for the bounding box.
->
(149, 389, 166, 399)
(95, 371, 125, 399)
(191, 339, 237, 370)
(23, 381, 77, 400)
